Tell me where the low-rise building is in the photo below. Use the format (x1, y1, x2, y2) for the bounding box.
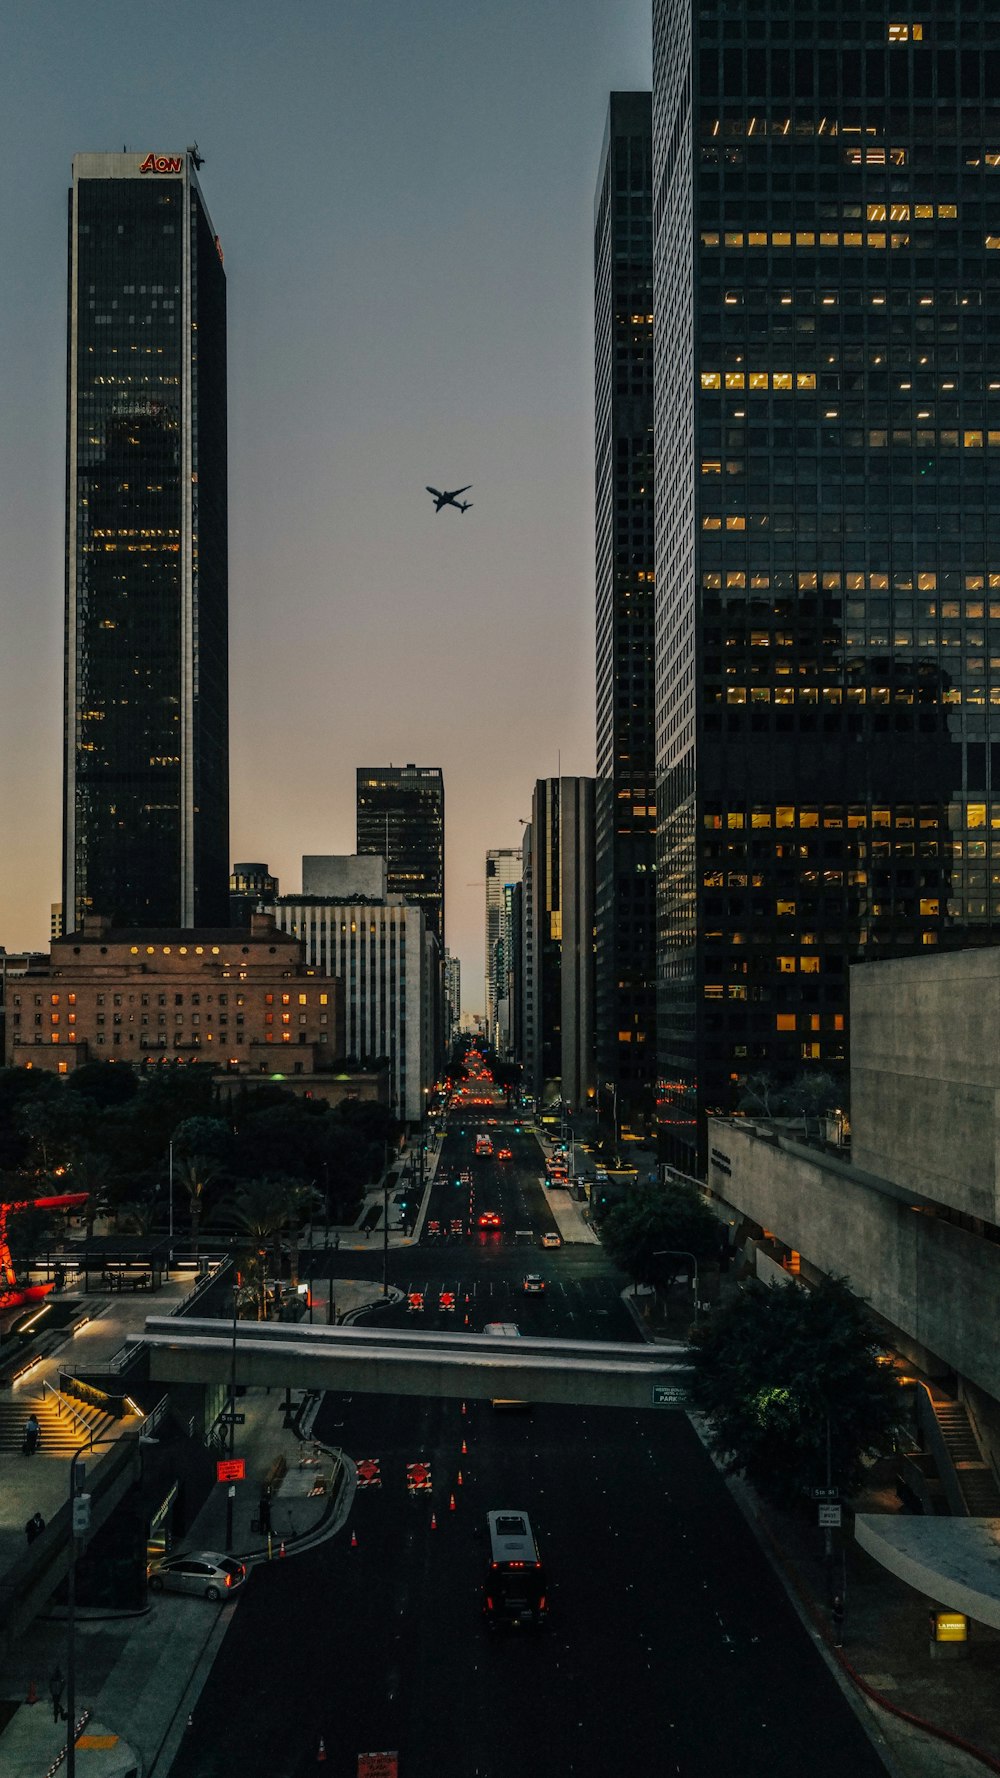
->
(5, 914, 346, 1089)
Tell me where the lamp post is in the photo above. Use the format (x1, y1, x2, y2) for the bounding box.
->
(67, 1431, 158, 1778)
(653, 1248, 701, 1322)
(224, 1263, 239, 1551)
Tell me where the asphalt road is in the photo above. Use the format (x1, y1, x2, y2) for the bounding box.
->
(170, 1111, 891, 1778)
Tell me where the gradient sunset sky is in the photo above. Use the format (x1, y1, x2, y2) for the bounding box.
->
(0, 0, 652, 1010)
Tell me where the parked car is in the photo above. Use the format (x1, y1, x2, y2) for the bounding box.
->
(148, 1551, 246, 1601)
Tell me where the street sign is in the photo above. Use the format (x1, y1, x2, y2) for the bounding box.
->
(72, 1493, 92, 1535)
(651, 1384, 688, 1407)
(220, 1411, 246, 1425)
(358, 1756, 398, 1778)
(216, 1458, 246, 1483)
(808, 1487, 840, 1501)
(818, 1504, 842, 1528)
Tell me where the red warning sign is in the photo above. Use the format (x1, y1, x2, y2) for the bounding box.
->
(216, 1458, 245, 1483)
(355, 1458, 381, 1488)
(406, 1461, 432, 1493)
(357, 1755, 398, 1778)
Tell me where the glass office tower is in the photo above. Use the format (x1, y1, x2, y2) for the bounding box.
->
(63, 151, 229, 931)
(653, 2, 1000, 1169)
(356, 764, 446, 948)
(594, 92, 658, 1124)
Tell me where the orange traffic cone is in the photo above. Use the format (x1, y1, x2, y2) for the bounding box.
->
(464, 1313, 469, 1326)
(350, 1530, 358, 1549)
(279, 1540, 286, 1558)
(430, 1511, 438, 1530)
(461, 1438, 467, 1455)
(25, 1679, 38, 1707)
(317, 1735, 328, 1762)
(461, 1401, 467, 1415)
(457, 1470, 463, 1487)
(449, 1492, 457, 1512)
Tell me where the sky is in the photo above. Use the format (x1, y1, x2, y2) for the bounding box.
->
(0, 0, 652, 1012)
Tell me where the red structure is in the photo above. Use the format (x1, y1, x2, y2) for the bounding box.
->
(0, 1192, 88, 1309)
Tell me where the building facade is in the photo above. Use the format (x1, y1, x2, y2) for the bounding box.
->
(594, 92, 658, 1124)
(443, 950, 461, 1049)
(485, 847, 522, 1054)
(526, 778, 596, 1110)
(5, 915, 343, 1076)
(229, 862, 278, 926)
(652, 1, 1000, 1169)
(356, 765, 445, 949)
(269, 896, 433, 1123)
(64, 150, 230, 933)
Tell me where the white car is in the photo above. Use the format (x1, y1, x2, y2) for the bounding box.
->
(148, 1550, 246, 1601)
(523, 1274, 546, 1294)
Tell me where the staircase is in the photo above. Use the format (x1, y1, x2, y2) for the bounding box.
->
(0, 1391, 115, 1455)
(931, 1397, 1000, 1516)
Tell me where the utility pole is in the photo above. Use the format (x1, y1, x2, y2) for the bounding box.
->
(224, 1266, 239, 1552)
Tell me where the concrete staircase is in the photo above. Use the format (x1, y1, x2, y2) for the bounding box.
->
(930, 1397, 1000, 1516)
(0, 1392, 115, 1456)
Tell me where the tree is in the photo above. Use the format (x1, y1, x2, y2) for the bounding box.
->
(688, 1275, 898, 1508)
(225, 1179, 289, 1319)
(68, 1149, 112, 1240)
(173, 1151, 222, 1260)
(600, 1180, 720, 1289)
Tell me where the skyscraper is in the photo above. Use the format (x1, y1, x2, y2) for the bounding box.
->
(63, 150, 229, 931)
(594, 92, 658, 1125)
(652, 1, 1000, 1169)
(526, 778, 596, 1111)
(356, 764, 445, 948)
(485, 847, 522, 1053)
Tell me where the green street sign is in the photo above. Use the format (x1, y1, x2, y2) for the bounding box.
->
(651, 1384, 688, 1407)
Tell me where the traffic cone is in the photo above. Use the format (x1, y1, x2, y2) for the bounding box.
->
(317, 1735, 328, 1762)
(430, 1511, 438, 1530)
(457, 1470, 463, 1487)
(464, 1313, 469, 1326)
(461, 1401, 466, 1415)
(279, 1540, 286, 1558)
(449, 1492, 457, 1512)
(461, 1438, 467, 1455)
(25, 1679, 38, 1707)
(350, 1529, 358, 1549)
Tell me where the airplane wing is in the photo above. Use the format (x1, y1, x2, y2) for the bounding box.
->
(449, 485, 472, 498)
(426, 487, 443, 498)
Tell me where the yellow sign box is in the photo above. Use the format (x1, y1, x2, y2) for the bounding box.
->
(934, 1612, 969, 1643)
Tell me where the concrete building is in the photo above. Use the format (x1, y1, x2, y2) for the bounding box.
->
(651, 0, 1000, 1172)
(706, 947, 1000, 1484)
(594, 91, 657, 1125)
(525, 778, 596, 1111)
(269, 895, 434, 1124)
(64, 151, 229, 932)
(356, 765, 445, 950)
(485, 848, 522, 1055)
(5, 915, 345, 1085)
(303, 855, 386, 900)
(443, 951, 461, 1050)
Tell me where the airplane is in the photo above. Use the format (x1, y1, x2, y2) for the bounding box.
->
(426, 484, 473, 514)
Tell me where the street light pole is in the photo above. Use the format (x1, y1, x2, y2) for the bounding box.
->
(224, 1265, 239, 1552)
(67, 1431, 157, 1778)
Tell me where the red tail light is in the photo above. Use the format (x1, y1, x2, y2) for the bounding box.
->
(485, 1596, 494, 1611)
(539, 1596, 547, 1611)
(225, 1573, 232, 1587)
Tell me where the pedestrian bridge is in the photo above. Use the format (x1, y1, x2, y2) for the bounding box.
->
(142, 1316, 691, 1411)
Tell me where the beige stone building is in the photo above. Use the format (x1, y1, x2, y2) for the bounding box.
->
(5, 914, 348, 1087)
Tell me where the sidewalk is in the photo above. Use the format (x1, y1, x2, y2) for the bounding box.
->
(534, 1130, 602, 1244)
(0, 1270, 387, 1778)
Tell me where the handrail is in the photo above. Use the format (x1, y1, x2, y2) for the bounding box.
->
(98, 1341, 145, 1375)
(41, 1380, 97, 1443)
(171, 1255, 230, 1316)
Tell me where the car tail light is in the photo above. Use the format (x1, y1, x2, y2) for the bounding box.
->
(485, 1597, 494, 1611)
(539, 1596, 547, 1611)
(225, 1573, 232, 1587)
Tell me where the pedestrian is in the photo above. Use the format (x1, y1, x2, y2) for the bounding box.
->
(831, 1593, 845, 1649)
(23, 1414, 40, 1456)
(333, 1233, 340, 1252)
(25, 1511, 45, 1545)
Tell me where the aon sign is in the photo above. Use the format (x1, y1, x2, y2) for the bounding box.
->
(139, 153, 183, 174)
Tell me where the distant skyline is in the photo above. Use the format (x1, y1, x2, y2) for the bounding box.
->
(0, 0, 652, 1006)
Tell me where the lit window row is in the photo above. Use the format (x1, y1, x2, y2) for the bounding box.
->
(713, 685, 1000, 706)
(700, 371, 817, 391)
(887, 22, 923, 40)
(867, 428, 1000, 448)
(703, 229, 918, 250)
(701, 573, 1000, 595)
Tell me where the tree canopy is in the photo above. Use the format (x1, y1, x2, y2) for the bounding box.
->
(599, 1180, 720, 1288)
(688, 1275, 898, 1508)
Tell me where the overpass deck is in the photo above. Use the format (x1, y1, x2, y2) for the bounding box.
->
(142, 1316, 691, 1410)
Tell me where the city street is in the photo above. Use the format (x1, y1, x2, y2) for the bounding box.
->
(170, 1117, 891, 1778)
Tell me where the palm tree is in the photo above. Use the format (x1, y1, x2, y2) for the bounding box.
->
(174, 1152, 222, 1261)
(278, 1180, 323, 1287)
(225, 1178, 288, 1319)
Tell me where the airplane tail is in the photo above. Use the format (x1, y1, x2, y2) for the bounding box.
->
(460, 502, 473, 513)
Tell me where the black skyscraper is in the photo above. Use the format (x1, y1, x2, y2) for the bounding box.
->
(653, 1, 1000, 1168)
(356, 764, 445, 948)
(594, 92, 658, 1124)
(63, 150, 229, 932)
